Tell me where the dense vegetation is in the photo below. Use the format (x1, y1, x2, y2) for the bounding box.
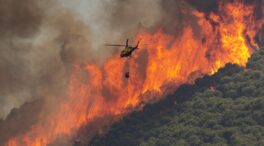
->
(90, 49, 264, 146)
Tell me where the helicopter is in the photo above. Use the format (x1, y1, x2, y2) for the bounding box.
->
(105, 39, 142, 78)
(105, 39, 141, 58)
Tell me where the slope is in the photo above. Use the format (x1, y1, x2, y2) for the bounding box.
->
(90, 48, 264, 146)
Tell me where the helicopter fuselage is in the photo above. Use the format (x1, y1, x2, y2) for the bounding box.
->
(120, 47, 137, 58)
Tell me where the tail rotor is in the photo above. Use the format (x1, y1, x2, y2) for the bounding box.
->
(136, 39, 141, 48)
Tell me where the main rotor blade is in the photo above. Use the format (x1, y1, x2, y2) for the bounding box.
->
(105, 45, 127, 47)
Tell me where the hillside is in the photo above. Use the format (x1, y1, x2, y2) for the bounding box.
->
(90, 48, 264, 146)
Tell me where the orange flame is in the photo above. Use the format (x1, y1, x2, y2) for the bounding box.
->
(6, 1, 263, 146)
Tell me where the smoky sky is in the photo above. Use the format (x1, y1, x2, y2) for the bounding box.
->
(0, 0, 47, 119)
(0, 0, 44, 38)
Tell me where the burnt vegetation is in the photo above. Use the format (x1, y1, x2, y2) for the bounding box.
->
(90, 47, 264, 146)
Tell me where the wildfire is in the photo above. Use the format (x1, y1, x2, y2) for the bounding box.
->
(6, 1, 262, 146)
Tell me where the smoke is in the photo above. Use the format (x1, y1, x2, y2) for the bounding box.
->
(0, 0, 49, 119)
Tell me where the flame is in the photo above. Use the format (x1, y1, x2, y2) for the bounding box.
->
(6, 1, 263, 146)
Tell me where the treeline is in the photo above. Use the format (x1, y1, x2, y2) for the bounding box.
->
(90, 48, 264, 146)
